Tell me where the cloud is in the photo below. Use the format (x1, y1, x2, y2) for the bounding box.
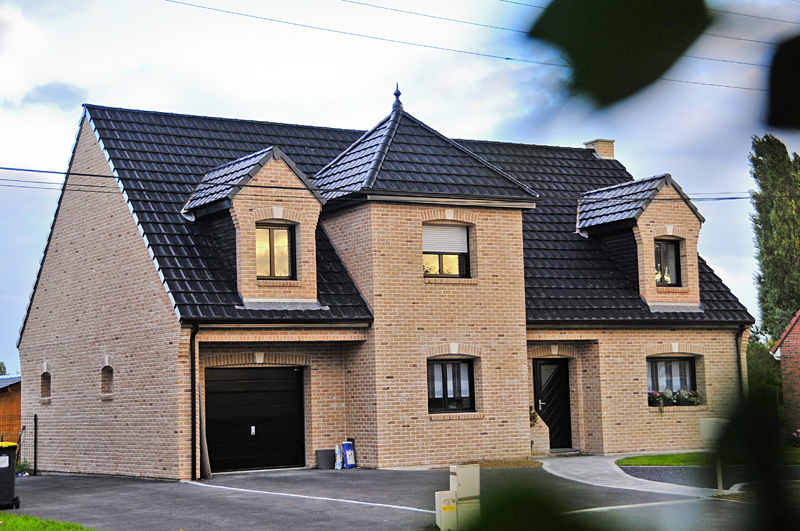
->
(0, 0, 93, 19)
(3, 81, 87, 111)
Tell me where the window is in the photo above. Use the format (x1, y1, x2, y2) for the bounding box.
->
(256, 224, 295, 279)
(427, 360, 474, 413)
(422, 225, 469, 277)
(101, 366, 114, 395)
(41, 372, 51, 400)
(654, 240, 680, 286)
(647, 357, 699, 406)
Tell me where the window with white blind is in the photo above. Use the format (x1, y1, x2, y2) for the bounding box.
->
(427, 359, 475, 413)
(422, 224, 470, 277)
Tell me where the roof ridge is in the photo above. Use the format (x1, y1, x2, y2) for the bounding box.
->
(401, 112, 539, 198)
(362, 109, 403, 189)
(312, 112, 393, 184)
(84, 104, 366, 135)
(581, 173, 669, 197)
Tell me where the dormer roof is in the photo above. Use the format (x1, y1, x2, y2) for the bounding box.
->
(182, 146, 324, 216)
(313, 91, 539, 207)
(578, 173, 705, 233)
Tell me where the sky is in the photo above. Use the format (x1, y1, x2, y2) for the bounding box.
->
(1, 0, 800, 374)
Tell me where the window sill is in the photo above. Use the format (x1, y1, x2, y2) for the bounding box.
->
(429, 412, 483, 421)
(424, 277, 478, 285)
(257, 279, 301, 288)
(656, 286, 689, 293)
(40, 398, 50, 405)
(648, 405, 709, 413)
(100, 393, 114, 402)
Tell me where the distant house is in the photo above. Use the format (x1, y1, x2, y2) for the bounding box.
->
(0, 375, 21, 444)
(17, 91, 753, 480)
(771, 309, 800, 433)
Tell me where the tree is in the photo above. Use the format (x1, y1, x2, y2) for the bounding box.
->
(0, 362, 5, 376)
(750, 134, 800, 339)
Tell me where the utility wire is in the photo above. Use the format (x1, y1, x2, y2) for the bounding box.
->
(346, 0, 770, 67)
(498, 0, 782, 45)
(0, 166, 776, 204)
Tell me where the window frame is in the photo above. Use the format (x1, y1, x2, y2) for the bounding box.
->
(646, 356, 699, 406)
(422, 225, 470, 278)
(427, 359, 475, 413)
(256, 223, 296, 280)
(654, 239, 681, 286)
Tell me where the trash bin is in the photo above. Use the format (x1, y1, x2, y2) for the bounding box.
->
(0, 443, 19, 510)
(315, 449, 336, 470)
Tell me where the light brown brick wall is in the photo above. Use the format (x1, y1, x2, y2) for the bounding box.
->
(17, 118, 184, 479)
(198, 341, 355, 466)
(528, 327, 748, 453)
(231, 159, 321, 300)
(634, 185, 702, 305)
(781, 329, 800, 434)
(324, 202, 530, 467)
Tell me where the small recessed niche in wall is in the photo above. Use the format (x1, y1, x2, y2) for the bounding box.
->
(101, 359, 114, 401)
(40, 372, 51, 404)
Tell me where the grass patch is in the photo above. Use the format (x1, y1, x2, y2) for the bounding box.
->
(0, 513, 99, 530)
(617, 448, 800, 467)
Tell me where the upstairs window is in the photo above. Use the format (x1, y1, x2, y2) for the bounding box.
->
(428, 360, 475, 413)
(654, 239, 680, 286)
(256, 224, 295, 279)
(423, 225, 469, 277)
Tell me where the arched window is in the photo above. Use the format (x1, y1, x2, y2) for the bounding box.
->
(101, 366, 114, 395)
(41, 372, 51, 400)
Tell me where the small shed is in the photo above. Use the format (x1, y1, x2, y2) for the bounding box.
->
(0, 376, 21, 443)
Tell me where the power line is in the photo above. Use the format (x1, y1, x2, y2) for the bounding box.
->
(341, 0, 525, 34)
(346, 0, 770, 68)
(163, 0, 568, 68)
(498, 0, 781, 46)
(165, 0, 768, 93)
(708, 7, 800, 26)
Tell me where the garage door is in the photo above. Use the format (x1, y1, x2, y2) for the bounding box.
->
(205, 367, 305, 472)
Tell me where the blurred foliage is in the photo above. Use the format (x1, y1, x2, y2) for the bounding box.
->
(746, 335, 782, 396)
(750, 134, 800, 339)
(0, 361, 5, 376)
(527, 0, 800, 128)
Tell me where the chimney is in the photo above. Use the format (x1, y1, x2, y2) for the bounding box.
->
(584, 139, 615, 159)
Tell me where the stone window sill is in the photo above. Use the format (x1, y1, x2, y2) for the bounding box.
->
(40, 398, 51, 405)
(429, 412, 483, 421)
(648, 405, 709, 413)
(100, 393, 114, 402)
(257, 280, 302, 288)
(656, 286, 690, 294)
(424, 278, 478, 285)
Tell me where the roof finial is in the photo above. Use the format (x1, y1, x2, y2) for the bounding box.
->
(392, 83, 403, 111)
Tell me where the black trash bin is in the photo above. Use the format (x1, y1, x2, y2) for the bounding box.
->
(0, 443, 19, 510)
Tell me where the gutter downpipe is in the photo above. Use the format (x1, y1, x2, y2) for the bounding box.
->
(190, 323, 199, 481)
(735, 325, 746, 400)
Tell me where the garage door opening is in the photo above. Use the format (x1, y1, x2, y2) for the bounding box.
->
(205, 367, 305, 472)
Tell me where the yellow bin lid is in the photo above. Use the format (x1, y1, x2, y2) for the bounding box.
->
(0, 443, 17, 448)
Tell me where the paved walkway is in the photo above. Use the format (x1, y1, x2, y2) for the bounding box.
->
(539, 455, 720, 497)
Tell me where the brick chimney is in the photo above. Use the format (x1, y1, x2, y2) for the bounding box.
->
(584, 139, 615, 159)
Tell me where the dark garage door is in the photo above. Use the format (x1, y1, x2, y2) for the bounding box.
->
(205, 367, 305, 472)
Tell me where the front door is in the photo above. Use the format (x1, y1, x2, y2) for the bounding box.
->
(205, 367, 305, 472)
(533, 359, 572, 449)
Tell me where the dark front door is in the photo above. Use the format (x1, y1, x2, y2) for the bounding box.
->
(205, 367, 305, 472)
(533, 359, 572, 449)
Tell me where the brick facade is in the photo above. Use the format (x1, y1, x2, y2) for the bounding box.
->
(18, 119, 185, 478)
(527, 328, 748, 454)
(777, 314, 800, 435)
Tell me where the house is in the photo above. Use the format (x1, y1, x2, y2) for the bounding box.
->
(771, 309, 800, 434)
(17, 91, 753, 480)
(0, 375, 21, 444)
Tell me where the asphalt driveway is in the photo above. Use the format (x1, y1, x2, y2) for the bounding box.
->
(8, 467, 758, 531)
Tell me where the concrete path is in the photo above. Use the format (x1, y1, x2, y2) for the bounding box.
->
(539, 455, 720, 497)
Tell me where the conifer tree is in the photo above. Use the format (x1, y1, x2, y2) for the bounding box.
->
(750, 134, 800, 339)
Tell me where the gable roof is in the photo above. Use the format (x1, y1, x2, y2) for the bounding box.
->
(772, 308, 800, 353)
(578, 173, 705, 232)
(183, 146, 324, 214)
(313, 93, 539, 205)
(0, 376, 20, 390)
(20, 101, 753, 331)
(458, 140, 752, 325)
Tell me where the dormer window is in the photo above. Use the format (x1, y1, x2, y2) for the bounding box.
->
(654, 239, 680, 286)
(423, 225, 470, 278)
(256, 223, 295, 279)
